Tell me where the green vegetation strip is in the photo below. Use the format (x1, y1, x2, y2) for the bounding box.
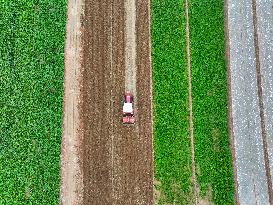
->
(189, 1, 234, 204)
(151, 1, 193, 204)
(0, 1, 66, 204)
(151, 0, 234, 204)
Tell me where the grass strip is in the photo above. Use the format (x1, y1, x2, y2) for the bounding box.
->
(0, 1, 66, 204)
(151, 1, 194, 204)
(188, 1, 234, 204)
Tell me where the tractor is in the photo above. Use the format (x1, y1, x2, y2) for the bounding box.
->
(122, 91, 135, 124)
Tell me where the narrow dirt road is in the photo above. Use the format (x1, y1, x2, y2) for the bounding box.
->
(61, 0, 84, 204)
(81, 0, 153, 204)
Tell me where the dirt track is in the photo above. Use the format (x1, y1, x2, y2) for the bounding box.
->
(81, 0, 153, 204)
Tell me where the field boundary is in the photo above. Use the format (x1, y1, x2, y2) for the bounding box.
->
(61, 0, 85, 204)
(147, 0, 155, 202)
(185, 0, 197, 204)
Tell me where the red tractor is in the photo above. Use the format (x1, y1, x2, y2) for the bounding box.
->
(122, 91, 135, 124)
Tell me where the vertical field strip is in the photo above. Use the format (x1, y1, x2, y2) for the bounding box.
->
(109, 0, 114, 200)
(151, 0, 193, 204)
(0, 1, 66, 204)
(189, 0, 234, 204)
(61, 0, 84, 204)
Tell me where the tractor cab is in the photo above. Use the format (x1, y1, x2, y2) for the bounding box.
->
(122, 91, 135, 124)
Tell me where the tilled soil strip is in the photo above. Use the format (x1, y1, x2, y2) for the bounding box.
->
(61, 0, 84, 204)
(226, 0, 270, 203)
(82, 0, 113, 203)
(135, 0, 153, 203)
(81, 0, 153, 204)
(185, 0, 198, 204)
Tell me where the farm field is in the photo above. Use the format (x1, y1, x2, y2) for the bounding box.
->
(151, 0, 192, 204)
(1, 0, 237, 204)
(189, 1, 234, 204)
(151, 0, 234, 204)
(78, 0, 154, 204)
(0, 0, 66, 204)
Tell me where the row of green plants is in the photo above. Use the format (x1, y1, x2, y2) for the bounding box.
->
(151, 1, 193, 204)
(189, 1, 234, 203)
(0, 1, 66, 204)
(151, 0, 234, 204)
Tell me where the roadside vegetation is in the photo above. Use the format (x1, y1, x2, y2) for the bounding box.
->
(151, 1, 193, 204)
(189, 1, 234, 204)
(0, 1, 66, 204)
(151, 0, 234, 204)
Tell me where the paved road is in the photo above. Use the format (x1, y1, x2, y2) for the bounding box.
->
(256, 0, 273, 192)
(81, 0, 153, 204)
(227, 0, 273, 204)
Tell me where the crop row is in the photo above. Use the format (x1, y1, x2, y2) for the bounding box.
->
(0, 1, 66, 204)
(151, 0, 193, 204)
(151, 0, 234, 204)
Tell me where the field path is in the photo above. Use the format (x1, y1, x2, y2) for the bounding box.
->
(61, 0, 84, 204)
(185, 0, 198, 204)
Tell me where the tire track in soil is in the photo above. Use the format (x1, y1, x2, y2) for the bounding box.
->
(252, 0, 273, 202)
(124, 0, 137, 97)
(81, 0, 153, 204)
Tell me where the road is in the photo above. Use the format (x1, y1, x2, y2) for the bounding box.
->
(256, 0, 273, 194)
(226, 0, 273, 204)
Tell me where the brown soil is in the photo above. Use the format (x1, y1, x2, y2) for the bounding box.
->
(81, 0, 153, 204)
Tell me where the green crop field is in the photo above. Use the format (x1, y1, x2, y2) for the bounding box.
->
(189, 1, 234, 204)
(151, 1, 193, 204)
(0, 1, 66, 204)
(0, 0, 234, 204)
(151, 0, 234, 204)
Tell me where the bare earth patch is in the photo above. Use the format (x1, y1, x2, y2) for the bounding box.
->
(197, 185, 213, 205)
